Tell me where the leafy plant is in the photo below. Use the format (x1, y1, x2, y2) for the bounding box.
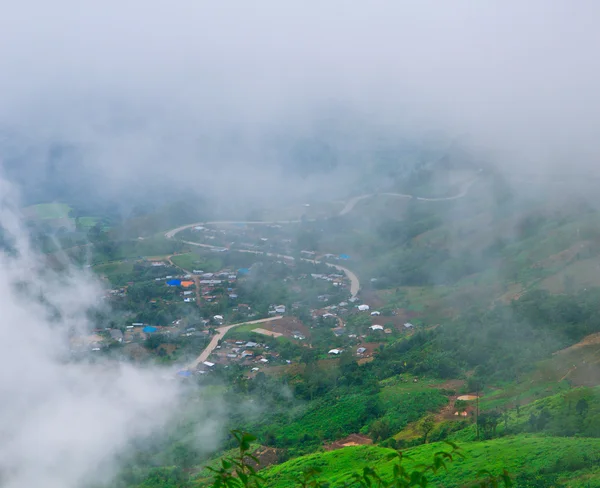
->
(208, 432, 513, 488)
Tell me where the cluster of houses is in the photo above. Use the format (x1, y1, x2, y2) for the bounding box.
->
(207, 339, 288, 370)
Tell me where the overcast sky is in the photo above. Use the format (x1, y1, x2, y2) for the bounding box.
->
(1, 1, 600, 198)
(1, 3, 600, 485)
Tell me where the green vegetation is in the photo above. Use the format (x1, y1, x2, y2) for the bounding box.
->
(207, 431, 512, 488)
(24, 202, 71, 219)
(171, 252, 223, 272)
(261, 435, 600, 487)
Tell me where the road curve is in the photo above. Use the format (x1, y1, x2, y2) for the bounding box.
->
(169, 180, 478, 371)
(340, 176, 479, 216)
(187, 316, 283, 370)
(166, 178, 477, 301)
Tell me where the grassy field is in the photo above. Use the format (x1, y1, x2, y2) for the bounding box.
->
(24, 202, 71, 220)
(171, 252, 223, 272)
(93, 261, 135, 285)
(262, 435, 600, 487)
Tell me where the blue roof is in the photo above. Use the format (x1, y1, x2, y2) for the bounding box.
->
(177, 370, 192, 377)
(143, 326, 158, 333)
(166, 279, 181, 286)
(238, 268, 250, 275)
(339, 254, 351, 260)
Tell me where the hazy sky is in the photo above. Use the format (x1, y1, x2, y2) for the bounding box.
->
(1, 1, 600, 202)
(0, 3, 599, 486)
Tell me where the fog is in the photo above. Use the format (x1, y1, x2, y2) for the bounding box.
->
(0, 2, 599, 486)
(1, 1, 600, 208)
(0, 178, 228, 488)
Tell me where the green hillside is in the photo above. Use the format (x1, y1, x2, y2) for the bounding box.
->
(262, 436, 600, 487)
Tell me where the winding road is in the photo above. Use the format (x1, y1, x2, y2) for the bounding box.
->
(167, 177, 478, 368)
(187, 316, 283, 370)
(166, 177, 478, 298)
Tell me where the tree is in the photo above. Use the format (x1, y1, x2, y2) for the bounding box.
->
(369, 418, 392, 442)
(419, 414, 436, 444)
(454, 400, 468, 412)
(576, 398, 589, 418)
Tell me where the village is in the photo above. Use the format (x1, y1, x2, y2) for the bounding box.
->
(79, 219, 419, 379)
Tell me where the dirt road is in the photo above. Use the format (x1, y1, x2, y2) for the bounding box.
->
(187, 316, 283, 370)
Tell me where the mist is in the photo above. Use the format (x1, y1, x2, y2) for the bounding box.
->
(0, 178, 204, 488)
(1, 2, 600, 485)
(1, 1, 600, 209)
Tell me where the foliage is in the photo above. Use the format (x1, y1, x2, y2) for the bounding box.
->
(208, 431, 512, 488)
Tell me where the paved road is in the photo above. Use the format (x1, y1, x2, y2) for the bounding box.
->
(177, 240, 360, 298)
(339, 176, 479, 216)
(169, 179, 478, 371)
(166, 178, 476, 300)
(187, 316, 283, 370)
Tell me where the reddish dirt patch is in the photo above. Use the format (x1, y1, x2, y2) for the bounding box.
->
(555, 332, 600, 355)
(249, 447, 284, 471)
(324, 434, 373, 451)
(256, 316, 310, 338)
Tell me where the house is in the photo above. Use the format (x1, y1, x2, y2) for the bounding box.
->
(404, 323, 415, 329)
(275, 305, 286, 314)
(370, 311, 381, 316)
(203, 361, 215, 368)
(328, 349, 343, 355)
(214, 315, 224, 323)
(109, 329, 124, 342)
(241, 350, 254, 358)
(369, 325, 384, 331)
(245, 342, 258, 348)
(358, 304, 370, 311)
(259, 358, 269, 363)
(357, 347, 367, 354)
(183, 291, 194, 295)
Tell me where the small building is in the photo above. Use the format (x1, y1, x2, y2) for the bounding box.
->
(404, 323, 415, 329)
(275, 305, 286, 314)
(109, 329, 124, 343)
(357, 347, 367, 354)
(358, 304, 370, 311)
(370, 325, 384, 331)
(328, 349, 342, 355)
(143, 326, 158, 334)
(202, 361, 215, 368)
(245, 342, 258, 348)
(370, 311, 381, 316)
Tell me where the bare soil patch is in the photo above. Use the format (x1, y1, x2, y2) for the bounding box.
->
(252, 328, 283, 338)
(324, 434, 373, 451)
